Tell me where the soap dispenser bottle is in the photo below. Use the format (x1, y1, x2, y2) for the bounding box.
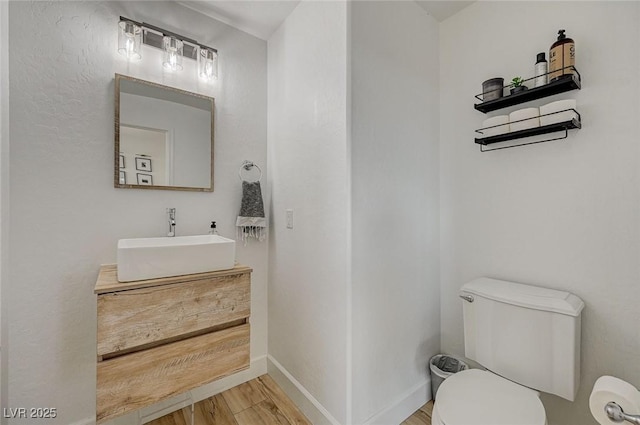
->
(209, 221, 219, 235)
(549, 29, 575, 82)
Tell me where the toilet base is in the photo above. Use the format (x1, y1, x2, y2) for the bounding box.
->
(431, 402, 443, 425)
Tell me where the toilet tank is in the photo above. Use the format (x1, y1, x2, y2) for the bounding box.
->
(461, 277, 585, 401)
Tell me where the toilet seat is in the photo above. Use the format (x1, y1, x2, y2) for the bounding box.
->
(432, 369, 546, 425)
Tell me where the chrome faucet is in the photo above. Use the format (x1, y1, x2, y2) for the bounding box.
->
(167, 208, 176, 237)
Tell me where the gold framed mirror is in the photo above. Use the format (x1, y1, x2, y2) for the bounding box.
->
(114, 74, 214, 191)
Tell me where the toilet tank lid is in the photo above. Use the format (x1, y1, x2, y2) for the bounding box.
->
(461, 277, 585, 317)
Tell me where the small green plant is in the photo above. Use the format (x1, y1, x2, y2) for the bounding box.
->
(511, 77, 524, 87)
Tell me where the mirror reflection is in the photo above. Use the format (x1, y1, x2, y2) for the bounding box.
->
(115, 74, 214, 191)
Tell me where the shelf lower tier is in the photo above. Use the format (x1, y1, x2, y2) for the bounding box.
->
(475, 118, 581, 146)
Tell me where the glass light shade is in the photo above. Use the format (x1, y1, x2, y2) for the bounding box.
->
(118, 20, 142, 61)
(198, 48, 218, 80)
(162, 36, 183, 71)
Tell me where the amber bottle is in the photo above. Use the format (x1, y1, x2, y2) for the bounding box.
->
(549, 29, 575, 82)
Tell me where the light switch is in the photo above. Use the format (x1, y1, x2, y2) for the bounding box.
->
(286, 209, 294, 229)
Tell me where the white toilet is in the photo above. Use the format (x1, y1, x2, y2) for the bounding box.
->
(432, 277, 584, 425)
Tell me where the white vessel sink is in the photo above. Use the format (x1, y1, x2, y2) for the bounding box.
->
(117, 235, 236, 282)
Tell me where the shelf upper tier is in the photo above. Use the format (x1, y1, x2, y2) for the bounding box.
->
(474, 70, 581, 113)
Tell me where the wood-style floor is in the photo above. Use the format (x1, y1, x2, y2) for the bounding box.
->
(402, 400, 433, 425)
(147, 374, 433, 425)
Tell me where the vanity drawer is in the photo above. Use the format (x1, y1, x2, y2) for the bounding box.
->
(97, 323, 250, 424)
(97, 272, 250, 357)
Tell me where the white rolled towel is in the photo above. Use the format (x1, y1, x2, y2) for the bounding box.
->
(509, 107, 540, 132)
(540, 99, 578, 126)
(480, 115, 510, 137)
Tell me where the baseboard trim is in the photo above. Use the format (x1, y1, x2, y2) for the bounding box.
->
(267, 355, 341, 425)
(362, 378, 432, 425)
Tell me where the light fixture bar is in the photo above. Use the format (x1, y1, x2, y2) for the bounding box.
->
(119, 16, 218, 62)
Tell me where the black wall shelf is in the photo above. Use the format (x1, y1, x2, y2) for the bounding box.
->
(474, 69, 581, 113)
(475, 118, 581, 152)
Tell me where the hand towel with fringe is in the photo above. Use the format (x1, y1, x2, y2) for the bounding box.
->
(236, 180, 266, 244)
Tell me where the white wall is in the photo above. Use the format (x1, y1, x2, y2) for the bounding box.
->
(267, 1, 349, 424)
(7, 2, 267, 424)
(440, 2, 640, 424)
(350, 2, 440, 424)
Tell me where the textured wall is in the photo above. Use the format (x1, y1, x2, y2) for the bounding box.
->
(439, 2, 640, 424)
(267, 1, 349, 423)
(351, 2, 441, 424)
(7, 2, 267, 424)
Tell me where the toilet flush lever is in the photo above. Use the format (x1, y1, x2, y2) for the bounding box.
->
(459, 294, 474, 303)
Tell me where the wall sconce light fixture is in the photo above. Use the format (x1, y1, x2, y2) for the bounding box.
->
(163, 36, 183, 71)
(199, 48, 218, 80)
(118, 16, 218, 80)
(118, 20, 142, 61)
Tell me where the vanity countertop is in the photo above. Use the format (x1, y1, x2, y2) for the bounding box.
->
(94, 263, 253, 294)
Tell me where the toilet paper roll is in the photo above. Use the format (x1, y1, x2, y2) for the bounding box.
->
(590, 376, 640, 425)
(481, 115, 510, 137)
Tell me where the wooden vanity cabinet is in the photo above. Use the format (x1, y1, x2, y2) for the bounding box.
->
(94, 264, 252, 423)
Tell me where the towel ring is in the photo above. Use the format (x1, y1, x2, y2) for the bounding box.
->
(238, 160, 262, 182)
